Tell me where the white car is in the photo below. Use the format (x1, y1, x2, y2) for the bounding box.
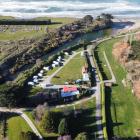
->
(28, 82, 35, 86)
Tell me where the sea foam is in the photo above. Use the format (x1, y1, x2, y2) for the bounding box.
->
(0, 0, 139, 18)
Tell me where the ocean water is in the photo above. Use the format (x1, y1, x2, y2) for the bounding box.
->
(0, 0, 140, 19)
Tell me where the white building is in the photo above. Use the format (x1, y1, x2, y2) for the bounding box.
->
(83, 73, 89, 82)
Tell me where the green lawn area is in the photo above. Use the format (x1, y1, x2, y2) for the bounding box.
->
(25, 97, 96, 139)
(96, 38, 140, 138)
(34, 17, 76, 29)
(7, 115, 32, 140)
(51, 53, 86, 85)
(0, 29, 45, 40)
(46, 67, 59, 76)
(0, 17, 76, 41)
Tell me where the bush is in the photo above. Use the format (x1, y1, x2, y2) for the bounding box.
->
(75, 132, 88, 140)
(58, 118, 69, 136)
(19, 131, 39, 140)
(40, 111, 55, 132)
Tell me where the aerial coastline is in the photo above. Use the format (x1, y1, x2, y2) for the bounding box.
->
(0, 0, 140, 140)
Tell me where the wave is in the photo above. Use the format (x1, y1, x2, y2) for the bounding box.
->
(0, 0, 139, 18)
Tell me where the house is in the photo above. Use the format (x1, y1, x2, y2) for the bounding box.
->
(82, 65, 88, 74)
(82, 65, 89, 81)
(61, 86, 80, 100)
(83, 73, 89, 81)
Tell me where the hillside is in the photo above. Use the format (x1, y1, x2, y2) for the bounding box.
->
(112, 34, 140, 99)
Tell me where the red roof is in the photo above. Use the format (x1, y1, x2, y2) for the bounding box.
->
(63, 86, 77, 92)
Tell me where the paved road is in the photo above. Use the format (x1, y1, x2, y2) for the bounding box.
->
(0, 108, 43, 140)
(87, 46, 104, 139)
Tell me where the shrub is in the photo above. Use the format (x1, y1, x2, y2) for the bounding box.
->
(75, 132, 88, 140)
(58, 118, 69, 136)
(40, 111, 55, 132)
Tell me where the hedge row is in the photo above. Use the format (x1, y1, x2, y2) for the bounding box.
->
(92, 48, 108, 140)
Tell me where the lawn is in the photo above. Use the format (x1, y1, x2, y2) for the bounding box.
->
(0, 17, 76, 41)
(0, 29, 45, 40)
(46, 67, 59, 76)
(34, 17, 76, 29)
(51, 53, 86, 85)
(25, 97, 96, 139)
(7, 115, 32, 140)
(96, 38, 140, 138)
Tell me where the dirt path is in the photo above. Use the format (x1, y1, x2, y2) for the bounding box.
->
(103, 51, 116, 84)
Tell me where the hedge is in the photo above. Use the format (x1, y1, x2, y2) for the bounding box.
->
(92, 48, 108, 140)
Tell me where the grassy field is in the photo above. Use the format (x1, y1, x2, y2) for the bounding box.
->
(34, 17, 76, 29)
(7, 115, 32, 140)
(96, 38, 140, 138)
(51, 53, 86, 85)
(25, 97, 96, 139)
(0, 17, 76, 41)
(46, 67, 59, 76)
(0, 29, 45, 40)
(0, 16, 15, 20)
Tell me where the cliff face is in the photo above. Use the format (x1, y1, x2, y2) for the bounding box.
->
(112, 38, 140, 99)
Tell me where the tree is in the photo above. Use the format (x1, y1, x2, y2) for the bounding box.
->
(101, 13, 113, 21)
(75, 132, 88, 140)
(0, 84, 16, 107)
(58, 118, 69, 135)
(19, 131, 39, 140)
(83, 15, 93, 24)
(96, 16, 101, 21)
(40, 110, 55, 132)
(34, 103, 48, 122)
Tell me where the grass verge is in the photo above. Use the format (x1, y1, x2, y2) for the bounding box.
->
(7, 115, 32, 140)
(96, 38, 140, 138)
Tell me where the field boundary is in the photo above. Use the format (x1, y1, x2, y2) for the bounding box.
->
(92, 43, 108, 140)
